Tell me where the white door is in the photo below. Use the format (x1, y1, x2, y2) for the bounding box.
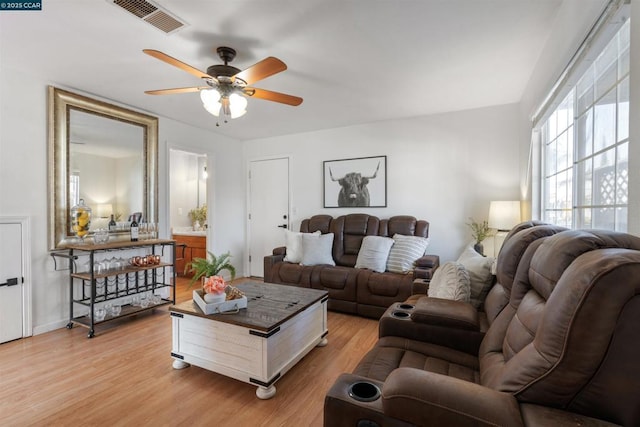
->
(249, 158, 290, 277)
(0, 222, 23, 343)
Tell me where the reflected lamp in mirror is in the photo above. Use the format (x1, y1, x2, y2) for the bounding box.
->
(488, 201, 521, 232)
(97, 204, 113, 218)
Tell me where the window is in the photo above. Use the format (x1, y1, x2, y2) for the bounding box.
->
(541, 19, 629, 231)
(70, 172, 80, 207)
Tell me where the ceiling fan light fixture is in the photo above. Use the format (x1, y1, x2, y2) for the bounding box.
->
(144, 46, 302, 122)
(200, 89, 221, 117)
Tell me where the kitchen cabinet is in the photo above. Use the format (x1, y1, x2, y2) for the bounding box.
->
(172, 233, 206, 276)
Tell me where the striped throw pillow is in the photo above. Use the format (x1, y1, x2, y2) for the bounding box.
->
(386, 234, 429, 274)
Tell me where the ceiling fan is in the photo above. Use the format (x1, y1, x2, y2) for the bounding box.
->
(143, 46, 303, 122)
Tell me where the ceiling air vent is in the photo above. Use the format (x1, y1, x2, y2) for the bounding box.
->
(109, 0, 187, 34)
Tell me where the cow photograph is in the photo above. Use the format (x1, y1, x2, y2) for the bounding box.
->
(323, 155, 387, 208)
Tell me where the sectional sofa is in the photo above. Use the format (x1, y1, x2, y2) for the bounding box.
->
(264, 214, 440, 318)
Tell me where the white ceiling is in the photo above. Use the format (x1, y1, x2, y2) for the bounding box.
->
(0, 0, 565, 141)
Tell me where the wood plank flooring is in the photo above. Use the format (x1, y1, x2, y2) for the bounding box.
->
(0, 278, 379, 426)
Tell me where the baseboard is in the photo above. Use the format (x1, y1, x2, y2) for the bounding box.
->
(32, 319, 68, 336)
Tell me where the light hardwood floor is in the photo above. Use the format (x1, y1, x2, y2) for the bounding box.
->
(0, 278, 379, 426)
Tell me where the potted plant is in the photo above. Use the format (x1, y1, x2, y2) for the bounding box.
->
(185, 251, 236, 302)
(188, 204, 207, 230)
(466, 218, 492, 256)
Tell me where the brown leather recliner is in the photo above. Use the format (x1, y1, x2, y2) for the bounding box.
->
(325, 229, 640, 426)
(380, 222, 567, 356)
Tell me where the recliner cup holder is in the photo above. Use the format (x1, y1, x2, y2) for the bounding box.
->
(348, 381, 381, 402)
(391, 310, 411, 319)
(398, 303, 414, 310)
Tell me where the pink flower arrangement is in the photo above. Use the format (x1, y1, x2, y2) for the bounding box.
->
(203, 275, 227, 295)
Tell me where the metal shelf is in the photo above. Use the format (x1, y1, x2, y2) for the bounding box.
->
(70, 299, 172, 328)
(53, 240, 176, 338)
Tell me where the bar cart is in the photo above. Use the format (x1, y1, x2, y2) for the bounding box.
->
(51, 239, 176, 338)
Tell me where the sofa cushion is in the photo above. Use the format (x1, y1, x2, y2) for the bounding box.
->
(427, 261, 470, 302)
(457, 243, 494, 309)
(301, 232, 336, 266)
(386, 234, 430, 274)
(353, 336, 479, 383)
(355, 235, 394, 272)
(283, 229, 320, 263)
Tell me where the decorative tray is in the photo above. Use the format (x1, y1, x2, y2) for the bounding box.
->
(192, 289, 247, 315)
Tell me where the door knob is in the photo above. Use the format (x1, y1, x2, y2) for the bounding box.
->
(277, 224, 288, 229)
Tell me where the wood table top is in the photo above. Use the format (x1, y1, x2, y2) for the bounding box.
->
(170, 281, 328, 332)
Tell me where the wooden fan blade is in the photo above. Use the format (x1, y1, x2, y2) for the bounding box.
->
(145, 87, 209, 95)
(143, 49, 211, 80)
(233, 57, 287, 85)
(244, 87, 303, 106)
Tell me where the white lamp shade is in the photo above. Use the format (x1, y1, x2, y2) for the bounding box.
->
(229, 93, 247, 118)
(200, 89, 221, 117)
(488, 201, 521, 231)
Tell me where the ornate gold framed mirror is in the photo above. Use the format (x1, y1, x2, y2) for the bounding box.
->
(48, 86, 158, 249)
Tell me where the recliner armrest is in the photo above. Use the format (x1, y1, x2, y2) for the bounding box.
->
(272, 246, 286, 256)
(411, 278, 430, 295)
(263, 252, 285, 283)
(379, 299, 484, 355)
(414, 254, 439, 280)
(416, 254, 439, 268)
(412, 297, 479, 331)
(383, 368, 524, 427)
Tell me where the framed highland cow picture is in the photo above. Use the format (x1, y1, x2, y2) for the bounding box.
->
(323, 155, 387, 208)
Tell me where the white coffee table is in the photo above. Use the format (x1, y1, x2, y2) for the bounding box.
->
(170, 281, 328, 399)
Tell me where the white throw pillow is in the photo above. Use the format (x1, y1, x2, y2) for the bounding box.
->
(427, 261, 471, 302)
(456, 242, 495, 309)
(386, 234, 430, 274)
(355, 236, 395, 273)
(301, 233, 336, 266)
(283, 230, 320, 263)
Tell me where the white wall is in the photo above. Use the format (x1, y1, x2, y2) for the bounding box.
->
(244, 103, 521, 262)
(0, 65, 245, 335)
(518, 0, 610, 218)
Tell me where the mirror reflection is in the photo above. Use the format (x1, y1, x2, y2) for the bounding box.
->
(48, 86, 158, 249)
(69, 109, 144, 230)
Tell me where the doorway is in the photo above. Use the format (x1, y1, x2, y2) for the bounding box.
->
(248, 157, 290, 277)
(0, 217, 31, 343)
(169, 150, 208, 231)
(169, 150, 209, 277)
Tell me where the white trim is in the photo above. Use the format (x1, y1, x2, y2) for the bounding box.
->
(0, 216, 32, 338)
(33, 319, 68, 336)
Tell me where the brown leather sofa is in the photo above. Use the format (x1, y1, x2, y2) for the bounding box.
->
(264, 214, 440, 318)
(325, 229, 640, 426)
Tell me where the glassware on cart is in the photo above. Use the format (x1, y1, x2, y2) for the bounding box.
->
(93, 228, 109, 244)
(140, 295, 150, 308)
(94, 307, 107, 322)
(110, 304, 122, 316)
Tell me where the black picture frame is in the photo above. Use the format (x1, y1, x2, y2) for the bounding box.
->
(323, 155, 387, 208)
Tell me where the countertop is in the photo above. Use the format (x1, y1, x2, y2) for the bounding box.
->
(171, 229, 207, 237)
